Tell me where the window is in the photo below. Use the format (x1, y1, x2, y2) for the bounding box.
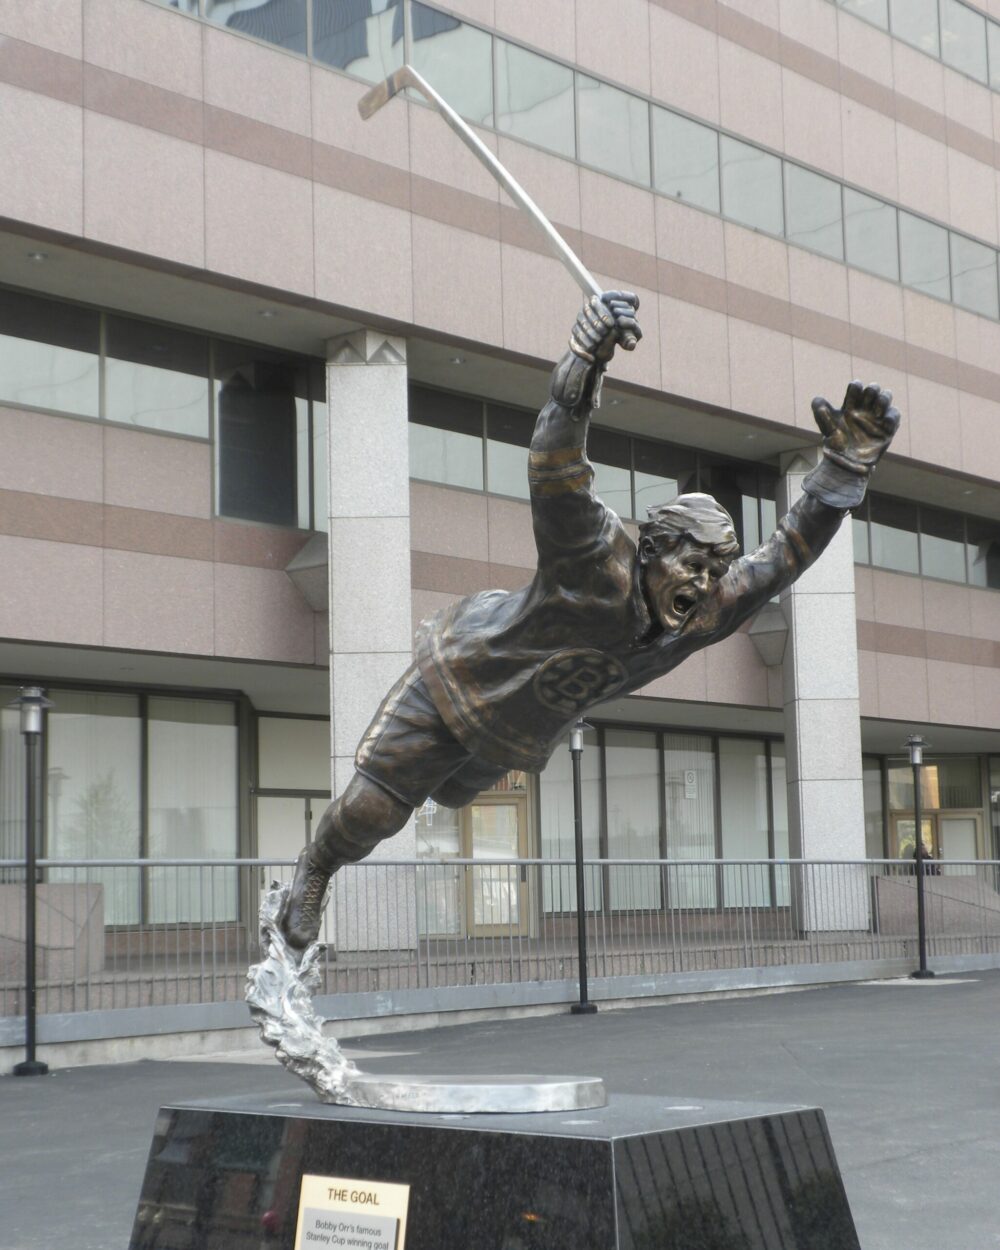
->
(899, 211, 951, 301)
(785, 165, 844, 261)
(310, 360, 329, 532)
(989, 20, 1000, 90)
(0, 689, 26, 871)
(153, 0, 200, 10)
(844, 189, 899, 281)
(967, 516, 1000, 589)
(312, 0, 403, 81)
(588, 427, 632, 519)
(633, 440, 698, 520)
(840, 0, 889, 27)
(408, 386, 484, 491)
(257, 716, 330, 791)
(702, 460, 764, 553)
(863, 757, 885, 859)
(215, 341, 309, 526)
(538, 727, 602, 913)
(605, 729, 661, 910)
(941, 0, 987, 81)
(495, 39, 575, 159)
(950, 233, 999, 319)
(869, 495, 919, 574)
(889, 0, 940, 56)
(576, 74, 651, 185)
(720, 136, 784, 236)
(486, 403, 533, 500)
(719, 738, 771, 906)
(853, 497, 872, 564)
(204, 0, 307, 53)
(0, 289, 99, 418)
(652, 108, 720, 213)
(410, 2, 492, 126)
(105, 316, 210, 438)
(663, 732, 717, 908)
(920, 507, 967, 582)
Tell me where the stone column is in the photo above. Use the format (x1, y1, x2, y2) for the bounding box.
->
(325, 329, 417, 952)
(779, 449, 869, 933)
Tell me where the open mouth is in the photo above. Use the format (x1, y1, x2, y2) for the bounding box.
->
(672, 591, 698, 619)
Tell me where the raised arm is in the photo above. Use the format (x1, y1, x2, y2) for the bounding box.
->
(528, 292, 641, 559)
(704, 381, 900, 636)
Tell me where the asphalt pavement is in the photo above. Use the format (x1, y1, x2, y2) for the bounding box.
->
(3, 973, 999, 1250)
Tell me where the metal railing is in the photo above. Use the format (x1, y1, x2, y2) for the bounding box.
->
(3, 856, 1000, 1033)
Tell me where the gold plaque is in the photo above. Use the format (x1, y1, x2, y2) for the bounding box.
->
(294, 1174, 410, 1250)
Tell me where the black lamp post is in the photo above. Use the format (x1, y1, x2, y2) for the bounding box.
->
(9, 686, 53, 1076)
(906, 734, 935, 981)
(569, 720, 597, 1015)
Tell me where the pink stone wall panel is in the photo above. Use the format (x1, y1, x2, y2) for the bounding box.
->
(640, 649, 709, 703)
(954, 310, 1000, 377)
(104, 549, 215, 653)
(410, 587, 461, 642)
(492, 0, 575, 61)
(857, 649, 880, 717)
(0, 84, 82, 234)
(314, 186, 413, 324)
(891, 38, 944, 114)
(574, 0, 651, 95)
(874, 652, 930, 721)
(0, 0, 82, 57)
(659, 296, 732, 411)
(705, 631, 770, 707)
(411, 218, 503, 344)
(907, 378, 962, 472)
(588, 276, 660, 392)
(926, 659, 979, 725)
(947, 148, 998, 247)
(0, 535, 102, 645)
(778, 0, 838, 57)
(958, 393, 1000, 482)
(841, 101, 897, 204)
(409, 483, 489, 562)
(718, 42, 783, 151)
(0, 408, 102, 501)
(922, 580, 972, 638)
(896, 126, 949, 225)
(649, 6, 720, 122)
(727, 320, 794, 425)
(972, 665, 1000, 727)
(850, 356, 911, 458)
(792, 340, 854, 435)
(311, 67, 409, 167)
(500, 248, 572, 362)
(848, 270, 905, 341)
(203, 25, 309, 133)
(835, 5, 892, 83)
(214, 563, 316, 662)
(409, 107, 500, 203)
(485, 495, 536, 570)
(853, 565, 874, 620)
(497, 138, 580, 232)
(204, 151, 314, 295)
(781, 71, 843, 178)
(83, 0, 203, 98)
(902, 289, 956, 359)
(872, 570, 925, 628)
(655, 198, 727, 280)
(83, 113, 205, 268)
(103, 427, 212, 519)
(969, 586, 1000, 641)
(789, 250, 849, 322)
(724, 226, 789, 303)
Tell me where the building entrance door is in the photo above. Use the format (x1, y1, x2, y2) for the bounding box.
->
(467, 794, 528, 937)
(892, 813, 938, 861)
(891, 811, 982, 869)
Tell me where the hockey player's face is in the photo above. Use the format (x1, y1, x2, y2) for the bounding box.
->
(643, 538, 731, 632)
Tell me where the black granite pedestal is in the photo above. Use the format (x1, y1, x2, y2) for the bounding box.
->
(129, 1088, 860, 1250)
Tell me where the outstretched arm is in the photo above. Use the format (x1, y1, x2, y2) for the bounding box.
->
(704, 381, 900, 635)
(529, 292, 641, 558)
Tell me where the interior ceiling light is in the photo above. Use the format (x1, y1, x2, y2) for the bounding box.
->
(449, 356, 465, 365)
(258, 308, 278, 319)
(26, 251, 47, 262)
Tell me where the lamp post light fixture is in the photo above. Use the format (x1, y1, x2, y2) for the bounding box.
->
(8, 686, 53, 1075)
(905, 734, 935, 981)
(569, 719, 597, 1015)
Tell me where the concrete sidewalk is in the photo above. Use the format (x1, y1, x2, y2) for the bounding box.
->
(3, 974, 999, 1250)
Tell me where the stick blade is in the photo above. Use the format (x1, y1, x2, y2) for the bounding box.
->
(358, 66, 416, 120)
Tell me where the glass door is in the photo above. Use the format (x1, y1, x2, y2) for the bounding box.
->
(467, 795, 529, 936)
(892, 813, 938, 861)
(938, 814, 981, 873)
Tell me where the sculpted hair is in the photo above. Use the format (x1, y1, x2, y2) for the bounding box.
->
(639, 493, 740, 558)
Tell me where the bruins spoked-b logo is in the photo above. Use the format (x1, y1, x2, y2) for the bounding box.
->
(533, 649, 628, 716)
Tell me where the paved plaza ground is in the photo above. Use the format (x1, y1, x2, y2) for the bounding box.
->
(3, 973, 999, 1249)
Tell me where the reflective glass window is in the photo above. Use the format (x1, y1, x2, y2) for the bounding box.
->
(408, 386, 484, 490)
(869, 494, 919, 574)
(720, 136, 783, 236)
(0, 288, 99, 417)
(663, 732, 717, 907)
(576, 74, 651, 185)
(950, 233, 999, 319)
(538, 727, 602, 913)
(844, 188, 899, 281)
(920, 506, 967, 582)
(152, 0, 199, 10)
(410, 3, 492, 126)
(784, 164, 843, 260)
(703, 460, 760, 553)
(0, 687, 25, 870)
(941, 0, 987, 81)
(605, 729, 661, 910)
(839, 0, 889, 27)
(486, 403, 534, 500)
(204, 0, 307, 54)
(309, 360, 328, 531)
(633, 439, 698, 521)
(853, 506, 871, 564)
(215, 341, 308, 526)
(889, 0, 940, 56)
(651, 107, 720, 213)
(719, 738, 771, 907)
(495, 39, 575, 159)
(899, 211, 951, 301)
(990, 757, 1000, 859)
(312, 0, 402, 83)
(863, 757, 885, 859)
(770, 744, 790, 904)
(967, 515, 1000, 589)
(989, 20, 1000, 90)
(147, 698, 238, 923)
(46, 692, 142, 925)
(105, 317, 210, 437)
(589, 427, 632, 519)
